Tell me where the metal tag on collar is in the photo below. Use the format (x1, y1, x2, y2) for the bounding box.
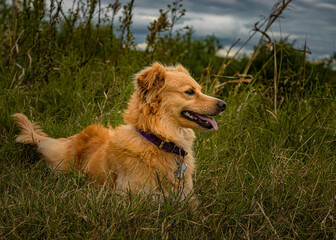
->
(176, 162, 188, 179)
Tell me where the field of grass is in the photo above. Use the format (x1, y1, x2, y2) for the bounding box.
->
(1, 0, 336, 239)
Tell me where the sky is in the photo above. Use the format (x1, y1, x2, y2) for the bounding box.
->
(45, 0, 336, 60)
(102, 0, 335, 60)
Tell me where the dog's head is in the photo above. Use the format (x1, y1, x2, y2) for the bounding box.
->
(123, 62, 226, 135)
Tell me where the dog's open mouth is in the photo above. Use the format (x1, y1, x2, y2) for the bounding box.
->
(181, 111, 218, 130)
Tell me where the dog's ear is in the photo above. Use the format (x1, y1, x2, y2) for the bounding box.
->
(175, 64, 190, 75)
(135, 63, 166, 114)
(135, 62, 166, 92)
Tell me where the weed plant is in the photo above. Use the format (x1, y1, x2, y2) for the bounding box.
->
(0, 0, 335, 238)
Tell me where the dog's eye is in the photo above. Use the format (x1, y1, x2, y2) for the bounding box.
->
(185, 89, 195, 95)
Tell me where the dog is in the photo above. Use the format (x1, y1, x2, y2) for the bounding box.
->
(13, 62, 226, 200)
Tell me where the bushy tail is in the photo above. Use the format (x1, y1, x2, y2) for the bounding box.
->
(12, 113, 48, 145)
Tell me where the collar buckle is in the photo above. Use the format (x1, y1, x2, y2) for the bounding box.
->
(159, 140, 165, 149)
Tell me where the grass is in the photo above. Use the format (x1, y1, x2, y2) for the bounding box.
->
(1, 0, 336, 238)
(1, 64, 335, 238)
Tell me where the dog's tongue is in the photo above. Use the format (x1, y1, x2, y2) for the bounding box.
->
(196, 114, 218, 130)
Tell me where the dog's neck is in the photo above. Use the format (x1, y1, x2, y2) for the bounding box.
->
(137, 129, 188, 157)
(140, 122, 195, 151)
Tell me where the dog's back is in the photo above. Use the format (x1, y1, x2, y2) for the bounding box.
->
(75, 125, 111, 170)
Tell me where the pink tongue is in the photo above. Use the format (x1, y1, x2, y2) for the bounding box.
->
(196, 114, 218, 130)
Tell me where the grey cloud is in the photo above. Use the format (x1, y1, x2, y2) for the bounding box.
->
(105, 0, 336, 58)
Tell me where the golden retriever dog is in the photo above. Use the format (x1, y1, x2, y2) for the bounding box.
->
(13, 62, 226, 201)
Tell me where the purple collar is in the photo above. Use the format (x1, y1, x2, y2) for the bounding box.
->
(137, 129, 188, 157)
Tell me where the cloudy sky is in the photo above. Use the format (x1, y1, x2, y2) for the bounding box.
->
(58, 0, 336, 59)
(107, 0, 335, 60)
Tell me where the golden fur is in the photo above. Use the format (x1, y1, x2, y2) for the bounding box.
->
(13, 62, 225, 199)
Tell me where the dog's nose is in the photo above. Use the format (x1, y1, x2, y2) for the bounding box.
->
(217, 101, 227, 111)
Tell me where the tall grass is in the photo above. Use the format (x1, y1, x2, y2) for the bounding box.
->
(1, 0, 335, 238)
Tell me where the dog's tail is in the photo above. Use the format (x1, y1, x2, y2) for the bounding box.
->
(13, 113, 78, 171)
(12, 113, 48, 145)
